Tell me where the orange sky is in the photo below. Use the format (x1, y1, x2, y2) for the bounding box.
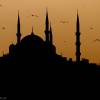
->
(0, 0, 100, 64)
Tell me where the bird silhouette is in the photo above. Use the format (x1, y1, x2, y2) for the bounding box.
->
(94, 39, 100, 42)
(0, 4, 3, 7)
(31, 14, 39, 17)
(90, 27, 94, 30)
(2, 26, 6, 30)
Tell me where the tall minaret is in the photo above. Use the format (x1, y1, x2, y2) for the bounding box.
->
(45, 9, 50, 44)
(76, 11, 81, 63)
(16, 11, 21, 44)
(49, 23, 53, 45)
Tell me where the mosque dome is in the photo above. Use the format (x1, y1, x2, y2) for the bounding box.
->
(20, 33, 46, 50)
(22, 33, 44, 44)
(15, 33, 49, 61)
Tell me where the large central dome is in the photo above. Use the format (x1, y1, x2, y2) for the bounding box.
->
(21, 33, 45, 47)
(18, 33, 49, 57)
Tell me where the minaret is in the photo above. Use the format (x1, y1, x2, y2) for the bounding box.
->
(16, 11, 21, 44)
(76, 11, 81, 63)
(49, 23, 53, 45)
(45, 9, 50, 44)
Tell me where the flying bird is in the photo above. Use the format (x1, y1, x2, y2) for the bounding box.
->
(31, 14, 39, 17)
(60, 21, 69, 24)
(94, 39, 100, 42)
(90, 27, 94, 30)
(0, 4, 3, 7)
(2, 26, 6, 30)
(64, 41, 67, 43)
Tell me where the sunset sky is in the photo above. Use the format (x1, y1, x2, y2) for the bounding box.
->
(0, 0, 100, 64)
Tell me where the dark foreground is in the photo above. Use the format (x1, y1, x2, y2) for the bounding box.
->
(0, 62, 99, 99)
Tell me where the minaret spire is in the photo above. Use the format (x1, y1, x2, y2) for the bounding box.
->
(76, 11, 81, 63)
(46, 8, 49, 30)
(16, 11, 21, 44)
(45, 8, 49, 43)
(77, 10, 80, 32)
(49, 23, 53, 45)
(18, 11, 20, 33)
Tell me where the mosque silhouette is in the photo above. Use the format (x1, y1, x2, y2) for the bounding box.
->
(0, 10, 99, 98)
(0, 11, 99, 74)
(0, 11, 95, 66)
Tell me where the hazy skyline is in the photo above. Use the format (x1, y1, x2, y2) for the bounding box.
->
(0, 0, 100, 64)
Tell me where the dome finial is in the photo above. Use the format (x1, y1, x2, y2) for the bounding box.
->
(31, 26, 34, 35)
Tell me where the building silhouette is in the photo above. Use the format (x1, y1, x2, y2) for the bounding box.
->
(0, 10, 99, 99)
(0, 10, 99, 81)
